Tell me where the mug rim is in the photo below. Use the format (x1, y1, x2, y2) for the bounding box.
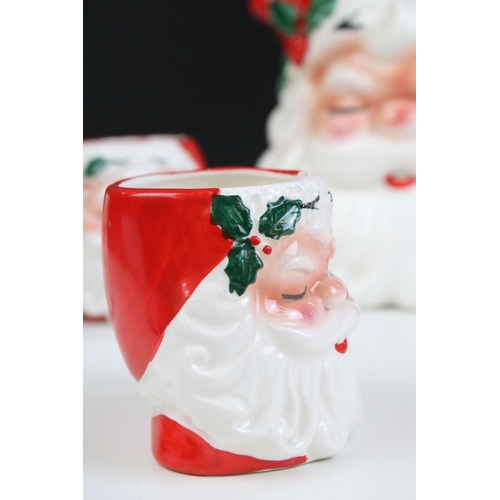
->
(108, 167, 305, 193)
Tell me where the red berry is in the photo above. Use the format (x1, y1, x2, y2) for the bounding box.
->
(263, 245, 272, 255)
(250, 235, 261, 246)
(283, 35, 308, 65)
(335, 339, 348, 354)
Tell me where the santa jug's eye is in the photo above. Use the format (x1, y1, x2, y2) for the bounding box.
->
(281, 286, 307, 301)
(335, 18, 362, 31)
(327, 105, 366, 115)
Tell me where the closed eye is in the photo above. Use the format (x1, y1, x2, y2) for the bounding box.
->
(281, 286, 307, 300)
(327, 106, 367, 115)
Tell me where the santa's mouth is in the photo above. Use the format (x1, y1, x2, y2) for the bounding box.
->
(385, 173, 416, 189)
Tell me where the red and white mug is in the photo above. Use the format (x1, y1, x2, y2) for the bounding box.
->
(102, 167, 361, 475)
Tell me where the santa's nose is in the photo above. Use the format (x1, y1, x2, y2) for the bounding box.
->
(316, 276, 348, 309)
(377, 98, 416, 128)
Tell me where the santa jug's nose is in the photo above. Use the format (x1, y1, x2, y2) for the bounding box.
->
(316, 276, 348, 309)
(377, 98, 416, 128)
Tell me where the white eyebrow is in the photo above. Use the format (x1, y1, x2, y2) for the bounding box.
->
(284, 240, 299, 255)
(322, 64, 375, 93)
(281, 255, 316, 274)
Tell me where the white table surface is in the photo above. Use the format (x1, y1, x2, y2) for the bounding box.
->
(84, 309, 415, 500)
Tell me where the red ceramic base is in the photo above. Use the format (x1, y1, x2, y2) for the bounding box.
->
(152, 414, 307, 476)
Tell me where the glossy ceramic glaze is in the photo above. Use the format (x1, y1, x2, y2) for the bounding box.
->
(83, 134, 206, 320)
(250, 0, 416, 308)
(102, 167, 361, 475)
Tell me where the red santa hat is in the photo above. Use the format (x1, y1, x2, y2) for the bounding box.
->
(103, 168, 311, 381)
(103, 180, 233, 380)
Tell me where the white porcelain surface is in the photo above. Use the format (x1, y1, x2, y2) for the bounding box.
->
(84, 309, 415, 499)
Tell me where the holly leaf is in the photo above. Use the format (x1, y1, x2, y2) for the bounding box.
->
(276, 54, 288, 94)
(211, 195, 253, 240)
(84, 157, 108, 177)
(225, 239, 263, 296)
(259, 196, 302, 240)
(270, 2, 298, 36)
(307, 0, 337, 33)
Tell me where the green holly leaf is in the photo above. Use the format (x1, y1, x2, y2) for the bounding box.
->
(84, 157, 108, 177)
(259, 196, 303, 240)
(276, 55, 289, 94)
(211, 195, 253, 240)
(225, 239, 263, 296)
(307, 0, 337, 33)
(270, 2, 298, 36)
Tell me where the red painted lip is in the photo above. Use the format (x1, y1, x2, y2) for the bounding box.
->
(335, 339, 348, 354)
(385, 174, 416, 189)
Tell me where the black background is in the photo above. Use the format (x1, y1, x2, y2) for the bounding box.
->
(84, 0, 282, 166)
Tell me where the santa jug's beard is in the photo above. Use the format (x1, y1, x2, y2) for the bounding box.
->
(138, 265, 361, 462)
(303, 133, 416, 189)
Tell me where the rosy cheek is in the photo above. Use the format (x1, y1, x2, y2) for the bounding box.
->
(83, 211, 102, 233)
(264, 294, 324, 322)
(85, 195, 102, 219)
(322, 112, 369, 137)
(83, 189, 105, 233)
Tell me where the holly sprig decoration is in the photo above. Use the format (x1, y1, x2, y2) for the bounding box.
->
(307, 0, 337, 33)
(269, 0, 337, 35)
(249, 0, 338, 65)
(84, 157, 108, 177)
(259, 196, 304, 239)
(211, 195, 264, 296)
(211, 193, 320, 296)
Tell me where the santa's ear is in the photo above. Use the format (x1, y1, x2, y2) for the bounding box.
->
(330, 238, 337, 258)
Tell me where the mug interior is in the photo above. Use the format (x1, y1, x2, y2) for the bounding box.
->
(118, 168, 303, 190)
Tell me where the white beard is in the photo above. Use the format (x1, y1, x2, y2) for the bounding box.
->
(260, 131, 415, 189)
(83, 232, 108, 318)
(301, 134, 415, 189)
(138, 264, 362, 462)
(330, 186, 416, 308)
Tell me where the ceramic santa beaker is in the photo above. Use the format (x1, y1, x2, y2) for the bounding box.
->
(250, 0, 416, 309)
(102, 167, 362, 476)
(83, 134, 206, 321)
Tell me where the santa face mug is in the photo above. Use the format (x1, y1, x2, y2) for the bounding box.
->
(83, 134, 206, 321)
(250, 0, 416, 309)
(102, 167, 362, 476)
